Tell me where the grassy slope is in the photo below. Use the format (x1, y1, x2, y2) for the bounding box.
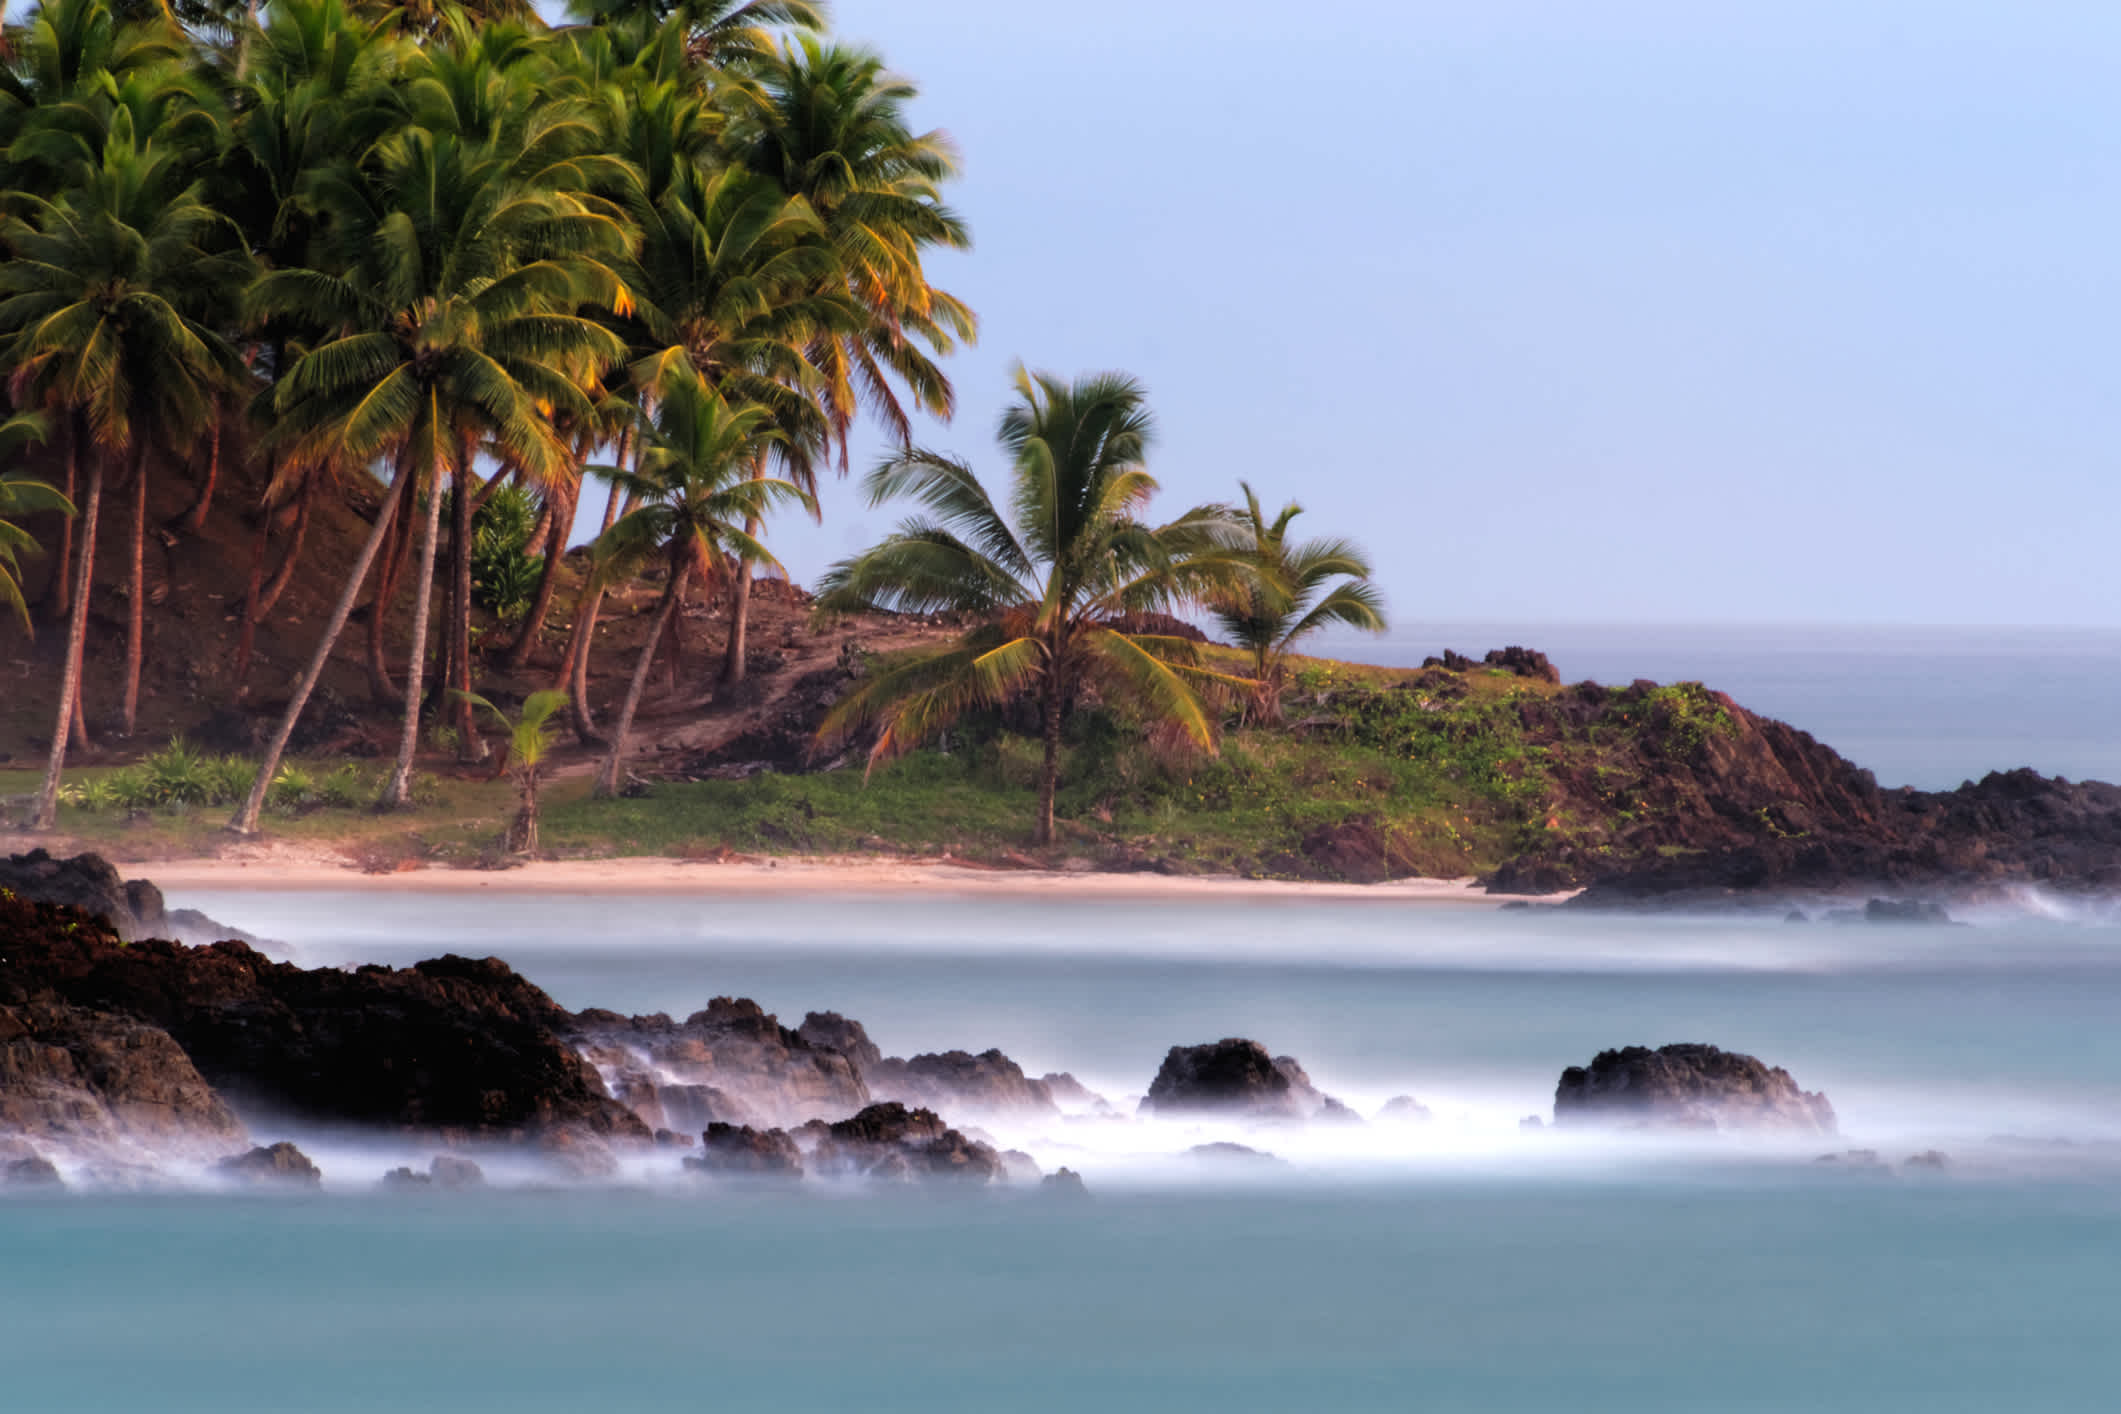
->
(0, 651, 1739, 881)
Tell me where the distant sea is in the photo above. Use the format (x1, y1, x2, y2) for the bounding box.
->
(1317, 622, 2121, 791)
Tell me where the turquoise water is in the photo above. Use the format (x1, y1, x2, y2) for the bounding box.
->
(9, 891, 2121, 1410)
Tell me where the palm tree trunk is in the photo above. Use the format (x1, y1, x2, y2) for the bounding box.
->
(46, 418, 76, 622)
(506, 479, 573, 671)
(31, 458, 103, 830)
(366, 457, 416, 701)
(451, 466, 486, 762)
(121, 444, 147, 736)
(229, 466, 410, 835)
(563, 582, 605, 743)
(231, 505, 272, 697)
(593, 561, 686, 799)
(1035, 662, 1062, 847)
(719, 511, 761, 686)
(379, 461, 447, 809)
(179, 415, 220, 534)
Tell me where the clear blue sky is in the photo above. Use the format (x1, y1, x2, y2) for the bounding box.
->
(732, 0, 2121, 627)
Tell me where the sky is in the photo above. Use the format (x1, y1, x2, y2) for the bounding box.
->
(701, 0, 2121, 628)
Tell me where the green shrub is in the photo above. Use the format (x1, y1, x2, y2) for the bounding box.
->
(314, 763, 369, 810)
(267, 763, 316, 812)
(471, 483, 543, 626)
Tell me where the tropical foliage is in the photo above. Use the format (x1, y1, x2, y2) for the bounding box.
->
(817, 366, 1244, 845)
(455, 688, 567, 854)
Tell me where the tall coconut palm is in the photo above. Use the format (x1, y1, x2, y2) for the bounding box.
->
(816, 367, 1241, 846)
(1, 111, 245, 823)
(228, 93, 631, 834)
(1205, 481, 1387, 723)
(589, 373, 807, 796)
(0, 415, 74, 633)
(565, 0, 823, 72)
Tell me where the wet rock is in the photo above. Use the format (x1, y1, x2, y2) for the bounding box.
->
(811, 1102, 1004, 1184)
(1376, 1095, 1432, 1123)
(380, 1166, 431, 1188)
(652, 1128, 694, 1148)
(4, 1155, 64, 1188)
(535, 1128, 618, 1180)
(1553, 1044, 1836, 1133)
(1830, 898, 1956, 926)
(795, 1012, 883, 1073)
(217, 1142, 322, 1188)
(1040, 1072, 1115, 1115)
(430, 1155, 485, 1189)
(998, 1149, 1042, 1183)
(1141, 1039, 1352, 1122)
(684, 1122, 803, 1179)
(1041, 1167, 1089, 1197)
(0, 850, 252, 946)
(866, 1048, 1058, 1120)
(0, 998, 246, 1159)
(1904, 1150, 1950, 1170)
(574, 998, 867, 1131)
(1816, 1149, 1884, 1167)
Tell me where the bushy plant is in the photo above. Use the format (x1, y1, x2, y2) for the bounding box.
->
(267, 763, 316, 812)
(470, 484, 543, 626)
(143, 739, 218, 805)
(314, 763, 370, 810)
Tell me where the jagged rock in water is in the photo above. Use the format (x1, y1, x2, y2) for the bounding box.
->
(380, 1167, 431, 1188)
(652, 1128, 694, 1148)
(1904, 1150, 1950, 1170)
(1827, 898, 1956, 926)
(1376, 1095, 1432, 1123)
(574, 998, 868, 1131)
(1140, 1039, 1352, 1122)
(795, 1012, 883, 1073)
(1553, 1044, 1837, 1133)
(998, 1149, 1042, 1183)
(1040, 1072, 1115, 1115)
(535, 1128, 618, 1179)
(217, 1142, 322, 1187)
(811, 1102, 1003, 1184)
(0, 998, 247, 1161)
(1041, 1167, 1089, 1197)
(4, 1155, 64, 1187)
(430, 1155, 485, 1189)
(684, 1122, 804, 1179)
(0, 890, 643, 1151)
(1185, 1142, 1286, 1166)
(866, 1048, 1058, 1120)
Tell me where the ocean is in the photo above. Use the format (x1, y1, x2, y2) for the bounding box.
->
(6, 622, 2120, 1412)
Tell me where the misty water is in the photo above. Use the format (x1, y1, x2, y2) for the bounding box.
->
(6, 888, 2118, 1411)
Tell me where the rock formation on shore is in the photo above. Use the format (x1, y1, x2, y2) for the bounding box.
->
(1139, 1039, 1357, 1122)
(1552, 1044, 1836, 1133)
(1, 849, 258, 946)
(574, 999, 869, 1132)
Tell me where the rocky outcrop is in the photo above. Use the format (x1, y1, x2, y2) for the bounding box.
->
(808, 1102, 1004, 1184)
(796, 1012, 884, 1073)
(1375, 1095, 1432, 1123)
(1140, 1039, 1352, 1122)
(0, 889, 644, 1149)
(1040, 1072, 1114, 1115)
(574, 998, 868, 1131)
(1186, 1141, 1286, 1166)
(4, 1154, 64, 1187)
(684, 1122, 803, 1178)
(0, 999, 246, 1160)
(866, 1048, 1058, 1120)
(1553, 1044, 1836, 1133)
(1, 850, 253, 946)
(216, 1141, 322, 1187)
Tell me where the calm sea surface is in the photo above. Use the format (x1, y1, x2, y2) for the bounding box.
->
(7, 623, 2121, 1412)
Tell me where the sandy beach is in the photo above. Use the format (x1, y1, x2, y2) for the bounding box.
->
(116, 845, 1536, 905)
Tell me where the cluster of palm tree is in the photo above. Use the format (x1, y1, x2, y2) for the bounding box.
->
(818, 366, 1387, 846)
(0, 0, 973, 833)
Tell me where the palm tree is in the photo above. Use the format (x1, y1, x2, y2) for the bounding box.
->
(1206, 482, 1387, 723)
(228, 74, 631, 834)
(589, 373, 807, 796)
(1, 111, 245, 824)
(816, 367, 1241, 846)
(454, 686, 566, 853)
(0, 415, 74, 634)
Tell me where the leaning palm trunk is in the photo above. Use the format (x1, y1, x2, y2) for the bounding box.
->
(47, 420, 77, 622)
(719, 501, 763, 685)
(180, 417, 220, 534)
(506, 480, 572, 671)
(231, 470, 411, 833)
(379, 466, 446, 809)
(1035, 657, 1062, 847)
(449, 470, 486, 761)
(594, 560, 687, 798)
(31, 460, 104, 831)
(121, 447, 147, 735)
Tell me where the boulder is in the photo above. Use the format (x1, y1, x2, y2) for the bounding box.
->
(1040, 1072, 1115, 1115)
(1553, 1044, 1836, 1133)
(1185, 1141, 1286, 1166)
(0, 998, 246, 1160)
(0, 850, 251, 945)
(1040, 1166, 1089, 1197)
(811, 1102, 1003, 1184)
(795, 1011, 883, 1073)
(1140, 1039, 1351, 1122)
(216, 1141, 322, 1187)
(430, 1155, 485, 1189)
(866, 1048, 1058, 1120)
(380, 1166, 432, 1188)
(4, 1155, 64, 1187)
(574, 998, 868, 1131)
(684, 1122, 803, 1179)
(1375, 1095, 1432, 1123)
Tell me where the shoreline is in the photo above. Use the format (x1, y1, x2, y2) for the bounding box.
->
(118, 848, 1550, 905)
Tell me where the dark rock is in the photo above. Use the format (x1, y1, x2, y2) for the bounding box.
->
(1376, 1095, 1432, 1123)
(811, 1102, 1003, 1184)
(795, 1011, 883, 1073)
(866, 1048, 1057, 1119)
(1040, 1166, 1089, 1197)
(1141, 1040, 1352, 1122)
(684, 1122, 803, 1179)
(1483, 646, 1560, 683)
(380, 1167, 431, 1188)
(1298, 818, 1427, 885)
(574, 998, 867, 1131)
(0, 996, 246, 1159)
(1553, 1044, 1836, 1133)
(217, 1141, 322, 1188)
(1860, 898, 1955, 925)
(4, 1155, 64, 1187)
(652, 1128, 694, 1148)
(1039, 1072, 1114, 1114)
(1816, 1149, 1883, 1167)
(1421, 650, 1478, 672)
(1904, 1150, 1950, 1170)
